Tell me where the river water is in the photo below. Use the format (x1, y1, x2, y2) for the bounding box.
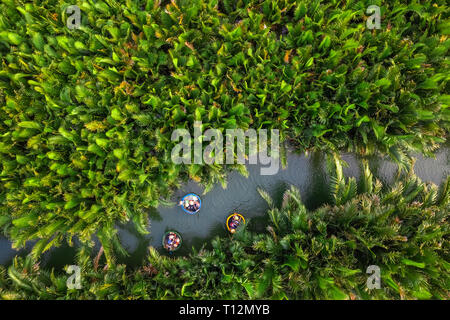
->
(1, 148, 449, 269)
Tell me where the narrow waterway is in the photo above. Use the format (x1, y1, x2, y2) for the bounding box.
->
(1, 148, 449, 269)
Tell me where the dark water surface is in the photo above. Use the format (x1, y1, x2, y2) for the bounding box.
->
(1, 149, 449, 269)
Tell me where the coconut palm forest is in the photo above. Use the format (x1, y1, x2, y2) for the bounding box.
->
(0, 0, 449, 301)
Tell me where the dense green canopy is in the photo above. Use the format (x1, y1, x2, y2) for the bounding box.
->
(0, 0, 448, 260)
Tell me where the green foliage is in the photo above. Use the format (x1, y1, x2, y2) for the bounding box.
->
(1, 169, 448, 300)
(0, 1, 448, 259)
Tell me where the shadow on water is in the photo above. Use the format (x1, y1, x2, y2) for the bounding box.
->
(41, 243, 78, 270)
(1, 148, 449, 270)
(304, 152, 330, 210)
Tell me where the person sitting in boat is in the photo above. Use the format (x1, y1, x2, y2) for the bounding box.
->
(173, 236, 180, 248)
(186, 199, 199, 212)
(229, 215, 241, 231)
(165, 232, 180, 250)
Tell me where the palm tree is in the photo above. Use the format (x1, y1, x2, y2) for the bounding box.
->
(1, 156, 448, 299)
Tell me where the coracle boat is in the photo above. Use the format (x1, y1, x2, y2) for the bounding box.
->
(162, 230, 182, 252)
(179, 193, 201, 214)
(226, 213, 245, 233)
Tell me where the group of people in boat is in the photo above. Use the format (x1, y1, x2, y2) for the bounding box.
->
(163, 194, 245, 252)
(227, 213, 245, 234)
(179, 194, 201, 213)
(163, 231, 181, 252)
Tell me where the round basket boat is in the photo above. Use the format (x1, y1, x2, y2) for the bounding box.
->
(162, 230, 182, 252)
(180, 193, 201, 215)
(226, 213, 246, 233)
